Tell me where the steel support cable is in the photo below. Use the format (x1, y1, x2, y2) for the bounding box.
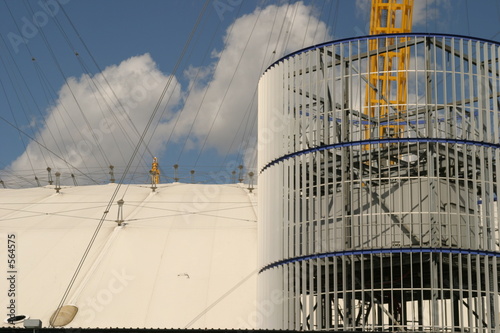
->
(280, 1, 300, 58)
(15, 4, 101, 176)
(300, 0, 316, 49)
(0, 60, 37, 181)
(50, 2, 211, 325)
(57, 5, 168, 175)
(32, 62, 75, 169)
(323, 0, 337, 42)
(173, 0, 246, 167)
(4, 55, 68, 170)
(175, 19, 228, 164)
(25, 7, 113, 177)
(0, 41, 53, 172)
(221, 87, 258, 171)
(230, 7, 288, 170)
(32, 61, 95, 178)
(227, 0, 296, 170)
(311, 0, 327, 43)
(139, 2, 222, 171)
(193, 2, 268, 168)
(0, 114, 100, 185)
(4, 57, 95, 183)
(1, 3, 56, 170)
(0, 162, 37, 188)
(464, 0, 471, 37)
(0, 206, 113, 223)
(184, 268, 257, 328)
(238, 109, 258, 169)
(49, 14, 133, 169)
(73, 0, 222, 181)
(23, 2, 111, 174)
(74, 58, 130, 166)
(220, 93, 256, 169)
(220, 1, 285, 170)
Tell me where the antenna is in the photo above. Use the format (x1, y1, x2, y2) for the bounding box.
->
(247, 172, 254, 193)
(173, 164, 179, 182)
(55, 172, 61, 193)
(109, 165, 115, 183)
(47, 167, 53, 185)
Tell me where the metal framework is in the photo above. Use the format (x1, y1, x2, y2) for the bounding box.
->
(258, 34, 500, 332)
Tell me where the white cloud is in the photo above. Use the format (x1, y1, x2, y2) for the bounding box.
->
(7, 53, 181, 182)
(412, 0, 452, 30)
(4, 2, 331, 184)
(156, 1, 331, 165)
(355, 0, 371, 18)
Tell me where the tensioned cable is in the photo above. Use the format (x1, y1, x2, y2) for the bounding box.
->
(5, 0, 108, 183)
(492, 1, 500, 40)
(175, 1, 245, 164)
(279, 1, 300, 58)
(0, 4, 56, 169)
(184, 269, 258, 328)
(464, 0, 471, 36)
(32, 60, 78, 174)
(23, 1, 111, 173)
(0, 167, 37, 187)
(3, 1, 105, 183)
(135, 0, 228, 182)
(0, 113, 100, 184)
(50, 1, 211, 325)
(192, 1, 268, 168)
(0, 57, 37, 181)
(75, 58, 130, 165)
(222, 1, 295, 171)
(311, 0, 327, 43)
(174, 28, 226, 162)
(185, 0, 278, 169)
(332, 0, 340, 38)
(57, 4, 165, 174)
(49, 13, 133, 168)
(123, 4, 224, 187)
(32, 60, 96, 178)
(300, 0, 316, 48)
(219, 1, 283, 168)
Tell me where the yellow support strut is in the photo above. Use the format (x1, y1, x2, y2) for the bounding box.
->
(364, 0, 413, 143)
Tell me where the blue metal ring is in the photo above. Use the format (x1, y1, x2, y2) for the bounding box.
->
(259, 247, 500, 274)
(260, 138, 500, 174)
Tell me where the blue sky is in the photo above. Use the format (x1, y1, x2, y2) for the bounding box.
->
(0, 0, 499, 187)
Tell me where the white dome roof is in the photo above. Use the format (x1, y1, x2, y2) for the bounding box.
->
(0, 183, 257, 329)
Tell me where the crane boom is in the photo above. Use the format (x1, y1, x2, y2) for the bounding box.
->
(364, 0, 413, 142)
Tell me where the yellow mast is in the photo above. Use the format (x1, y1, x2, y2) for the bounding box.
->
(150, 157, 160, 184)
(364, 0, 413, 142)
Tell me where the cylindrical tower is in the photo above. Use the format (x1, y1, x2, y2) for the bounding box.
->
(258, 34, 500, 332)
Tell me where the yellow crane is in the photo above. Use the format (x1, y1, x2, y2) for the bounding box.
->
(364, 0, 413, 142)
